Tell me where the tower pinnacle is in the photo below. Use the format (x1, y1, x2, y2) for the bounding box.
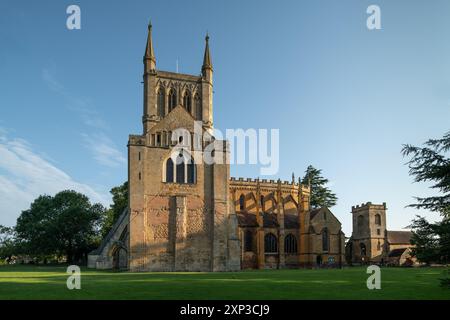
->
(202, 33, 213, 73)
(144, 20, 156, 72)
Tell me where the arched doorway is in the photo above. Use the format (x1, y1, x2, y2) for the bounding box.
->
(112, 246, 128, 270)
(316, 255, 323, 266)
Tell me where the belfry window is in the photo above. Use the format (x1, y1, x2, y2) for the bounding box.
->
(357, 215, 364, 229)
(157, 88, 165, 117)
(284, 234, 297, 254)
(264, 233, 278, 253)
(168, 89, 177, 111)
(322, 228, 329, 252)
(375, 214, 381, 225)
(194, 93, 202, 120)
(183, 91, 192, 113)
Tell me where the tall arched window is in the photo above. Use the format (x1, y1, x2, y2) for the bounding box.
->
(284, 234, 297, 254)
(183, 91, 192, 113)
(360, 243, 367, 256)
(357, 215, 364, 229)
(322, 228, 329, 252)
(165, 152, 196, 184)
(187, 159, 196, 184)
(375, 214, 381, 225)
(264, 233, 278, 253)
(165, 158, 174, 183)
(168, 88, 177, 111)
(176, 153, 185, 183)
(194, 93, 202, 120)
(239, 194, 245, 211)
(157, 88, 165, 117)
(260, 195, 264, 210)
(244, 230, 253, 252)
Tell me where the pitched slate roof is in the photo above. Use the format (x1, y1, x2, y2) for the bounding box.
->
(284, 214, 299, 229)
(309, 208, 322, 220)
(387, 230, 412, 244)
(388, 248, 407, 257)
(236, 212, 257, 227)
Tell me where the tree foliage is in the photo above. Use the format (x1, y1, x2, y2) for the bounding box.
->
(402, 131, 450, 217)
(409, 216, 450, 265)
(15, 190, 106, 264)
(302, 165, 338, 209)
(101, 181, 128, 237)
(0, 225, 18, 261)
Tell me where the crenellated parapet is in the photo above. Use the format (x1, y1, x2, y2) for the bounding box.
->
(229, 176, 310, 197)
(351, 202, 387, 212)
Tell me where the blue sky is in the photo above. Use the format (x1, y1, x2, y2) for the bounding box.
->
(0, 0, 449, 235)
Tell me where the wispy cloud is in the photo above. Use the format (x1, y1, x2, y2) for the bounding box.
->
(41, 68, 124, 166)
(82, 133, 126, 168)
(42, 68, 110, 130)
(0, 130, 110, 226)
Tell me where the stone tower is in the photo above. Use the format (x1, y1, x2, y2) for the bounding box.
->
(128, 24, 240, 272)
(350, 202, 387, 263)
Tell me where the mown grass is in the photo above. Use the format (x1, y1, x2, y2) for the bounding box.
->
(0, 265, 449, 300)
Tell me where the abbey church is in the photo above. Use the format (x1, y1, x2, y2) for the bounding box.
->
(88, 24, 347, 271)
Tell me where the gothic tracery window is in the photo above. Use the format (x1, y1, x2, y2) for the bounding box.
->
(183, 91, 192, 113)
(264, 233, 278, 253)
(244, 230, 253, 252)
(164, 152, 196, 184)
(165, 158, 174, 183)
(284, 234, 297, 254)
(157, 88, 165, 117)
(239, 194, 245, 211)
(176, 153, 185, 183)
(168, 88, 177, 111)
(322, 228, 329, 252)
(194, 93, 202, 120)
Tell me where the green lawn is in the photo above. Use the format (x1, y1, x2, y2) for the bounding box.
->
(0, 265, 449, 300)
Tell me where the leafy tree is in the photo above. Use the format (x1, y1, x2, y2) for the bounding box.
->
(402, 131, 450, 217)
(409, 216, 440, 265)
(101, 181, 128, 237)
(15, 190, 106, 264)
(436, 218, 450, 264)
(409, 216, 450, 265)
(0, 225, 18, 262)
(302, 165, 338, 209)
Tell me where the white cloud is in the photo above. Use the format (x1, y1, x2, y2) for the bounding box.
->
(42, 68, 110, 130)
(82, 133, 126, 168)
(0, 131, 110, 227)
(41, 68, 125, 168)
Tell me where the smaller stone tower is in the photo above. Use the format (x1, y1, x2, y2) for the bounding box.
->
(350, 202, 387, 263)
